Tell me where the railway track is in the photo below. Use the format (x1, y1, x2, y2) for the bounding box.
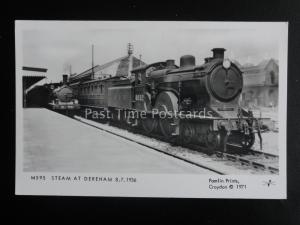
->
(223, 144, 279, 173)
(215, 151, 279, 174)
(69, 112, 279, 175)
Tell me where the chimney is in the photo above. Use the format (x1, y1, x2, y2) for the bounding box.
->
(62, 74, 68, 84)
(212, 48, 226, 59)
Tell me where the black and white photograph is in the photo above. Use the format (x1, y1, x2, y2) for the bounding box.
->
(15, 21, 288, 198)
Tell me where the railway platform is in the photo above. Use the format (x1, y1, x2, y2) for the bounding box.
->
(23, 108, 214, 174)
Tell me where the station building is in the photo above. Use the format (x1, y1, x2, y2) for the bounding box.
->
(239, 59, 279, 108)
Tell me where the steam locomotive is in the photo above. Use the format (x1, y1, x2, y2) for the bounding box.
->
(70, 48, 266, 152)
(49, 75, 80, 110)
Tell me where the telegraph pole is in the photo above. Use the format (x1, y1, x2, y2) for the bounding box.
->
(92, 44, 94, 79)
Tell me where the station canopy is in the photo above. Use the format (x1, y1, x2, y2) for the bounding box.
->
(23, 66, 47, 91)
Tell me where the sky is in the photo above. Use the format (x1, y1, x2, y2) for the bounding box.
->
(20, 21, 281, 83)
